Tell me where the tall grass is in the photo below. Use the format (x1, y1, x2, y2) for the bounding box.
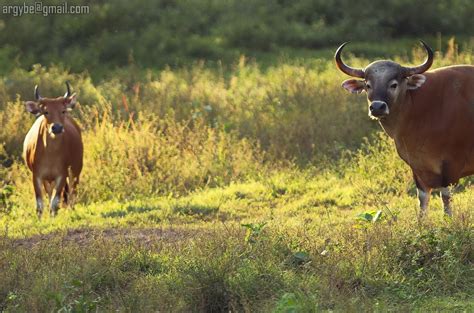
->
(0, 43, 472, 311)
(1, 40, 473, 210)
(0, 57, 369, 210)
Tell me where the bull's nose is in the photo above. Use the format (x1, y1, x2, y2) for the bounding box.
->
(369, 101, 389, 117)
(51, 123, 64, 134)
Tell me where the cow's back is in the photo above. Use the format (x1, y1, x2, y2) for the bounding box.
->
(64, 117, 83, 175)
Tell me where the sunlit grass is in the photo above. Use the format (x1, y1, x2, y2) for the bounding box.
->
(1, 41, 473, 311)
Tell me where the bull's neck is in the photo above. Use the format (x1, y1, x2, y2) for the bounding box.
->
(378, 92, 412, 139)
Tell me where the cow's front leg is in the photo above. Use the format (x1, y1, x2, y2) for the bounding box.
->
(50, 176, 66, 217)
(417, 187, 431, 218)
(440, 187, 452, 217)
(33, 174, 44, 218)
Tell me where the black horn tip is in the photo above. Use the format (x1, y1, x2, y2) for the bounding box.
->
(64, 81, 71, 98)
(403, 40, 434, 76)
(334, 41, 365, 78)
(34, 85, 40, 100)
(335, 42, 349, 58)
(419, 40, 433, 53)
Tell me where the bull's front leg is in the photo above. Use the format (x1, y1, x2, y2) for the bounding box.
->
(33, 174, 44, 218)
(440, 187, 452, 217)
(417, 187, 431, 218)
(50, 176, 66, 217)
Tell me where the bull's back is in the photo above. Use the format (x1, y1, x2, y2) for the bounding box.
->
(403, 65, 474, 184)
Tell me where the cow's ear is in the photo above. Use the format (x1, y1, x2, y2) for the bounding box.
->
(342, 79, 365, 94)
(25, 101, 41, 114)
(64, 93, 77, 109)
(407, 74, 426, 90)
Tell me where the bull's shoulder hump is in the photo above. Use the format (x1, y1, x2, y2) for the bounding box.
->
(428, 65, 474, 74)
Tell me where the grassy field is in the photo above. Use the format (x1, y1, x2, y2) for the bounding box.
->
(0, 42, 473, 311)
(1, 150, 473, 311)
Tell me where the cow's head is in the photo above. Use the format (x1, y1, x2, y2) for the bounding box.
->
(335, 41, 433, 119)
(25, 82, 77, 136)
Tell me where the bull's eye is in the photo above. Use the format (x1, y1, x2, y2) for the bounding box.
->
(390, 83, 398, 89)
(366, 83, 371, 89)
(44, 112, 49, 115)
(62, 110, 66, 114)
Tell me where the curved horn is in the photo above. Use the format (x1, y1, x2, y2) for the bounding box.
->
(64, 81, 71, 98)
(334, 42, 365, 78)
(403, 40, 434, 76)
(34, 85, 41, 100)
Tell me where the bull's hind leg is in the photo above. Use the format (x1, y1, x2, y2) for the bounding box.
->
(33, 174, 44, 218)
(50, 176, 66, 217)
(440, 187, 453, 217)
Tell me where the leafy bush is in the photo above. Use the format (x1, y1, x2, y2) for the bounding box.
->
(1, 0, 474, 77)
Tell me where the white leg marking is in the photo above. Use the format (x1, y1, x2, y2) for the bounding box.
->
(50, 176, 63, 216)
(417, 188, 430, 217)
(36, 197, 44, 210)
(50, 195, 60, 217)
(36, 197, 43, 218)
(51, 195, 60, 209)
(440, 187, 452, 217)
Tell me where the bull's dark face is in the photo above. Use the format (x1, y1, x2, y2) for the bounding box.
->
(343, 61, 427, 119)
(335, 41, 433, 120)
(25, 83, 77, 137)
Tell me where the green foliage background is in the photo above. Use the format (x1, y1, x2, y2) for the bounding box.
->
(1, 0, 474, 77)
(0, 1, 473, 311)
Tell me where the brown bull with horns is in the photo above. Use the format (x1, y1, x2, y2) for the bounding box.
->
(23, 82, 83, 218)
(335, 41, 474, 217)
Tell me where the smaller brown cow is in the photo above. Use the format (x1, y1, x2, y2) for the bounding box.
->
(23, 82, 83, 217)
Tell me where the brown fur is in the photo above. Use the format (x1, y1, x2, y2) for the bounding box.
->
(384, 66, 474, 190)
(338, 44, 474, 216)
(23, 94, 83, 217)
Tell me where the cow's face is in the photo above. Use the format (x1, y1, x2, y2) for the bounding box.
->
(335, 41, 433, 119)
(25, 83, 77, 136)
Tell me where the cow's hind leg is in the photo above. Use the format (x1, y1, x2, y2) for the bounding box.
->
(63, 182, 69, 206)
(50, 176, 66, 217)
(66, 167, 79, 209)
(33, 174, 44, 218)
(440, 187, 453, 217)
(43, 181, 52, 201)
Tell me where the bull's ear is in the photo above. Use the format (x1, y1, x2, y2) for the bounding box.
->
(25, 101, 41, 114)
(64, 93, 77, 109)
(407, 74, 426, 90)
(342, 79, 365, 94)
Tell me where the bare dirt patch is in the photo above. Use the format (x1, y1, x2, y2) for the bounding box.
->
(7, 227, 199, 249)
